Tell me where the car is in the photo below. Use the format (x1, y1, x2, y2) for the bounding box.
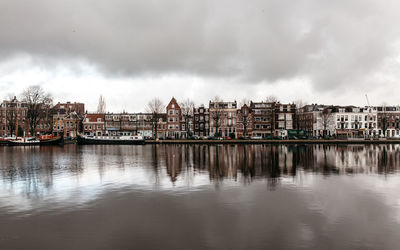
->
(250, 136, 262, 140)
(188, 135, 199, 140)
(222, 136, 232, 140)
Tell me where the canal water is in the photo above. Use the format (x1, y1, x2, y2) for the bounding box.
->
(0, 144, 400, 249)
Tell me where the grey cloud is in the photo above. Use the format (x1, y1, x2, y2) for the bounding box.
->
(0, 0, 399, 91)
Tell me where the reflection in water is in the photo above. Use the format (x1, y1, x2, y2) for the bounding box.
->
(1, 144, 400, 249)
(1, 144, 400, 209)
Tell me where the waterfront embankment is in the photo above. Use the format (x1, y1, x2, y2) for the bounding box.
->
(145, 139, 400, 144)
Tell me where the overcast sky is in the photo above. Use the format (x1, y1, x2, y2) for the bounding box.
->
(1, 0, 400, 112)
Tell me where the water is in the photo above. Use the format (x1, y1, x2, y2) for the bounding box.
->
(0, 144, 400, 249)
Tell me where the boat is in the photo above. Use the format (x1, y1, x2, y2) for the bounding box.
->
(39, 135, 64, 145)
(0, 137, 15, 145)
(77, 134, 145, 145)
(8, 137, 40, 146)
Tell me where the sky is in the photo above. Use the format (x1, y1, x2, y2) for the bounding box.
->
(1, 0, 400, 112)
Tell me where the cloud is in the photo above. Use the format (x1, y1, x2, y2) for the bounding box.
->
(0, 0, 400, 97)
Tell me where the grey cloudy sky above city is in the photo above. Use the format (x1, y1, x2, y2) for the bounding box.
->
(1, 0, 400, 112)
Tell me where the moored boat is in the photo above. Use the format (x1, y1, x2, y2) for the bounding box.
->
(39, 135, 64, 145)
(8, 137, 40, 146)
(77, 134, 145, 145)
(0, 137, 17, 145)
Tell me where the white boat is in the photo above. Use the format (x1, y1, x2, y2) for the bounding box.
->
(8, 137, 40, 146)
(77, 134, 145, 145)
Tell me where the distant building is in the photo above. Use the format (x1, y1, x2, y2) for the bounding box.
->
(332, 106, 377, 138)
(274, 103, 296, 137)
(0, 97, 29, 137)
(376, 106, 400, 137)
(52, 102, 85, 138)
(249, 101, 274, 138)
(209, 100, 237, 137)
(166, 97, 182, 138)
(53, 102, 85, 115)
(193, 105, 209, 137)
(82, 113, 105, 136)
(236, 104, 253, 138)
(104, 112, 162, 138)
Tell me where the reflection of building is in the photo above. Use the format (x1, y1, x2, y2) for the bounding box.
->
(193, 105, 209, 137)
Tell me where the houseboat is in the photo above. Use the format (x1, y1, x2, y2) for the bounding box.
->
(77, 134, 145, 145)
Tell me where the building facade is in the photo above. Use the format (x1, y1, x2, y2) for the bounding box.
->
(249, 101, 274, 138)
(236, 104, 253, 138)
(193, 105, 209, 137)
(274, 103, 296, 137)
(0, 97, 29, 137)
(209, 100, 237, 137)
(82, 113, 105, 136)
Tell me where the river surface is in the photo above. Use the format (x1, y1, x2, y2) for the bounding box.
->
(0, 144, 400, 249)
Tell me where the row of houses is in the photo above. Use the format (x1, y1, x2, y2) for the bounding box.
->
(297, 104, 400, 138)
(1, 96, 399, 139)
(82, 97, 296, 139)
(0, 97, 85, 138)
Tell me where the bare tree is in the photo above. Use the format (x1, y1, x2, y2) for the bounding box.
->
(265, 95, 279, 103)
(210, 96, 223, 137)
(40, 99, 54, 134)
(4, 96, 17, 137)
(146, 98, 164, 139)
(380, 104, 389, 138)
(265, 96, 279, 136)
(319, 107, 333, 138)
(22, 85, 52, 137)
(180, 99, 195, 137)
(294, 99, 307, 133)
(239, 98, 250, 107)
(97, 95, 106, 113)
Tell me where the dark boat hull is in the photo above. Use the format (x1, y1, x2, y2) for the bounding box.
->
(8, 140, 40, 146)
(40, 136, 64, 145)
(77, 135, 145, 145)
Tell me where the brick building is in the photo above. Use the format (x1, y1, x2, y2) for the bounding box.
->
(193, 105, 209, 137)
(209, 100, 237, 137)
(166, 97, 183, 138)
(53, 102, 85, 115)
(249, 101, 274, 138)
(274, 103, 296, 137)
(0, 97, 29, 137)
(236, 104, 253, 138)
(82, 113, 105, 136)
(376, 106, 400, 137)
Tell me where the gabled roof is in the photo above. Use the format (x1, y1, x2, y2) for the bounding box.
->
(84, 113, 105, 122)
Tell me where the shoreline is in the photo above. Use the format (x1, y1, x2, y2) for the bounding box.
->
(2, 139, 400, 146)
(145, 139, 400, 145)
